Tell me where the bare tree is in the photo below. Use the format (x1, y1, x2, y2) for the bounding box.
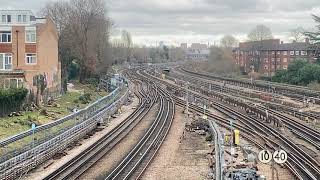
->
(69, 0, 107, 83)
(220, 35, 238, 49)
(290, 27, 305, 42)
(42, 0, 112, 87)
(190, 46, 238, 75)
(169, 47, 185, 61)
(248, 24, 273, 41)
(41, 1, 74, 92)
(121, 30, 133, 62)
(95, 19, 113, 75)
(132, 46, 150, 63)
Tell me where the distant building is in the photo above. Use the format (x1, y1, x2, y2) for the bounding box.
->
(180, 43, 187, 49)
(0, 10, 61, 96)
(191, 43, 207, 50)
(233, 39, 316, 76)
(180, 42, 210, 61)
(159, 41, 164, 49)
(185, 49, 209, 60)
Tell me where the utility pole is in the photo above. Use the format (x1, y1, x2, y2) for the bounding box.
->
(229, 119, 234, 180)
(183, 81, 190, 140)
(185, 82, 189, 119)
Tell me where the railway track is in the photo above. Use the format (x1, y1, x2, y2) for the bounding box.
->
(165, 69, 320, 149)
(43, 80, 158, 180)
(105, 70, 175, 180)
(170, 68, 320, 120)
(179, 68, 320, 104)
(142, 69, 320, 180)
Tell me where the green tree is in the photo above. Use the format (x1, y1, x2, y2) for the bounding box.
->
(272, 59, 320, 85)
(305, 15, 320, 62)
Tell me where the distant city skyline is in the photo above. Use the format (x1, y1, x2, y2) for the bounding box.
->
(1, 0, 320, 46)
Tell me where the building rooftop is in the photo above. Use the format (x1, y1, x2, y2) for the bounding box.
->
(237, 39, 313, 51)
(0, 9, 45, 26)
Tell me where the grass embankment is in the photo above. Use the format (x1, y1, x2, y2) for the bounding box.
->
(0, 82, 107, 140)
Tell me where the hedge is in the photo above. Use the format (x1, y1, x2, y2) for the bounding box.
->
(0, 88, 28, 117)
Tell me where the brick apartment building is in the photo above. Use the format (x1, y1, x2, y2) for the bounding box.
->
(233, 39, 317, 76)
(0, 10, 61, 95)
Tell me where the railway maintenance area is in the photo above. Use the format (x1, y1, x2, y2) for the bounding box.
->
(0, 64, 320, 180)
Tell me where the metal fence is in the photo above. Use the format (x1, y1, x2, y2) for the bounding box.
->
(208, 119, 224, 180)
(0, 76, 129, 180)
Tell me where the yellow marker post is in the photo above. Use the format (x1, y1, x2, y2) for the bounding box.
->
(234, 129, 240, 146)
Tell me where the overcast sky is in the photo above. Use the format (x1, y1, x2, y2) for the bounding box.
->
(1, 0, 320, 46)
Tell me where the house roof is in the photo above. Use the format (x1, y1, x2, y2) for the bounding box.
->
(237, 39, 313, 51)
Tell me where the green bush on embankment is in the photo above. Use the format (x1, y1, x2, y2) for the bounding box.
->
(0, 88, 28, 117)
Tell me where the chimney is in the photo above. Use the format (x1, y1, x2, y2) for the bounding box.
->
(281, 41, 283, 44)
(305, 38, 310, 44)
(293, 40, 296, 43)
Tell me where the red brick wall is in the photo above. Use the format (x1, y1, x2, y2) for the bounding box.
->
(0, 44, 12, 53)
(25, 44, 36, 53)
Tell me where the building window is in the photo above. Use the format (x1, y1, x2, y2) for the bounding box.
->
(295, 51, 299, 55)
(0, 53, 12, 70)
(26, 53, 37, 64)
(7, 15, 11, 23)
(290, 51, 294, 55)
(277, 51, 281, 55)
(277, 58, 280, 62)
(272, 51, 275, 55)
(0, 31, 12, 43)
(283, 58, 287, 63)
(25, 28, 36, 43)
(23, 15, 27, 22)
(301, 51, 307, 55)
(271, 58, 275, 62)
(18, 15, 22, 22)
(264, 65, 268, 69)
(1, 15, 11, 23)
(4, 78, 23, 89)
(283, 51, 288, 55)
(264, 58, 268, 63)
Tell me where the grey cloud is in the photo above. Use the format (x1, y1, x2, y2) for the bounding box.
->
(1, 0, 319, 45)
(108, 0, 320, 44)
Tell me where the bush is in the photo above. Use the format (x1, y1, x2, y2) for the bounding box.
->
(84, 77, 99, 87)
(206, 133, 213, 141)
(0, 88, 28, 117)
(272, 59, 320, 86)
(308, 81, 320, 91)
(78, 93, 92, 104)
(68, 62, 79, 80)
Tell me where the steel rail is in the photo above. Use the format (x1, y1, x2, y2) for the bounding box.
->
(105, 71, 175, 180)
(142, 69, 320, 180)
(43, 81, 157, 180)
